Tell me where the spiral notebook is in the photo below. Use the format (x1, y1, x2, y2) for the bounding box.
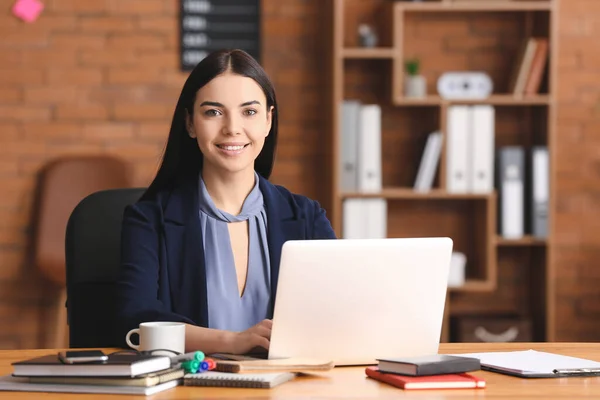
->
(183, 371, 296, 389)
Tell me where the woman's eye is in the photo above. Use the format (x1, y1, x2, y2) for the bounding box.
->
(244, 109, 257, 116)
(205, 109, 221, 116)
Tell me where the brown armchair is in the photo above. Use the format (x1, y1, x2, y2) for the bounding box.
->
(32, 155, 133, 347)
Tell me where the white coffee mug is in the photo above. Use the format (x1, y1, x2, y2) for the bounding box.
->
(125, 322, 186, 356)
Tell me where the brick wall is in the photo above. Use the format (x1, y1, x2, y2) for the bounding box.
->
(0, 0, 328, 349)
(554, 0, 600, 341)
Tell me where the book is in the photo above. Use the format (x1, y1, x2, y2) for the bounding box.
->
(12, 353, 171, 377)
(365, 367, 485, 390)
(377, 354, 480, 376)
(25, 367, 184, 387)
(0, 375, 180, 396)
(453, 349, 600, 378)
(184, 371, 296, 388)
(210, 356, 335, 373)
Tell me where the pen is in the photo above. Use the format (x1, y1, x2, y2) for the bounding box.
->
(171, 351, 205, 365)
(553, 368, 600, 375)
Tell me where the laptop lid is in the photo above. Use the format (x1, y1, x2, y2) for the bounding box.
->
(268, 237, 453, 366)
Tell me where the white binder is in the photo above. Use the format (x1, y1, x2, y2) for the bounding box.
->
(357, 104, 382, 193)
(498, 147, 524, 238)
(531, 146, 549, 238)
(342, 199, 365, 239)
(414, 131, 443, 192)
(340, 100, 361, 192)
(470, 105, 495, 193)
(446, 106, 470, 193)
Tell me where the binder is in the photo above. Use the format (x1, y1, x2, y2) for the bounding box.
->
(340, 100, 361, 192)
(454, 350, 600, 378)
(357, 104, 382, 193)
(530, 146, 549, 238)
(414, 131, 443, 192)
(446, 106, 470, 193)
(497, 147, 524, 238)
(470, 105, 495, 193)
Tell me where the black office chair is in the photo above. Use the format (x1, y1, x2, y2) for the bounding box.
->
(65, 188, 145, 348)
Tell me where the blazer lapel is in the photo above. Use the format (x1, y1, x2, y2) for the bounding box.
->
(163, 177, 209, 327)
(259, 177, 306, 316)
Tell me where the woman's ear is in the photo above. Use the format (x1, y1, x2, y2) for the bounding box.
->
(265, 106, 274, 137)
(185, 110, 195, 139)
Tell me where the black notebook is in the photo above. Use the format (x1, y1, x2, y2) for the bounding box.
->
(377, 354, 481, 376)
(12, 353, 171, 378)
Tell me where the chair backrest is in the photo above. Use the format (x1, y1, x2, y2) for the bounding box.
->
(33, 156, 133, 286)
(65, 187, 146, 348)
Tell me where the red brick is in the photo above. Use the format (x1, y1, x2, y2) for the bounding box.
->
(0, 88, 22, 103)
(22, 49, 78, 66)
(23, 87, 85, 104)
(136, 122, 171, 141)
(79, 50, 137, 66)
(55, 104, 110, 121)
(0, 106, 51, 121)
(107, 68, 163, 85)
(0, 31, 48, 48)
(51, 34, 106, 50)
(137, 51, 180, 69)
(112, 104, 173, 120)
(107, 34, 166, 50)
(83, 123, 135, 142)
(107, 0, 165, 15)
(80, 16, 136, 32)
(443, 35, 503, 52)
(137, 17, 177, 33)
(106, 143, 162, 159)
(469, 13, 522, 36)
(1, 50, 22, 66)
(0, 69, 44, 85)
(46, 69, 103, 85)
(49, 0, 108, 14)
(22, 122, 84, 141)
(0, 160, 19, 176)
(0, 124, 22, 141)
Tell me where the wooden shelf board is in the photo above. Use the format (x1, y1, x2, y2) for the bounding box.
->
(340, 189, 493, 200)
(496, 235, 547, 246)
(342, 48, 395, 59)
(393, 95, 551, 106)
(449, 280, 495, 293)
(395, 1, 553, 12)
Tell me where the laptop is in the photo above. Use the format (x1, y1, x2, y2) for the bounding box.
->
(267, 237, 453, 366)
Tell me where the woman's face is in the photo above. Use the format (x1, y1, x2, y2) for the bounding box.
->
(187, 71, 273, 177)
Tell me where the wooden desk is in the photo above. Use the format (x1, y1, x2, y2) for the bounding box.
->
(1, 343, 600, 399)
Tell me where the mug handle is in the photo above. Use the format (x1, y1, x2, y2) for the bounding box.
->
(125, 328, 140, 350)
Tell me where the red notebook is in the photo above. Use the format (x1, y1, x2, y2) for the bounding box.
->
(365, 366, 485, 390)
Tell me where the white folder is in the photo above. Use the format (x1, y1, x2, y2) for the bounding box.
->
(340, 100, 361, 192)
(357, 105, 382, 193)
(470, 105, 495, 193)
(446, 106, 470, 193)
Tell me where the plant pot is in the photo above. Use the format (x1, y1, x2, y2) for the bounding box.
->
(404, 75, 427, 98)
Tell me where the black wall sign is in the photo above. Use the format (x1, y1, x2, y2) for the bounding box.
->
(179, 0, 261, 71)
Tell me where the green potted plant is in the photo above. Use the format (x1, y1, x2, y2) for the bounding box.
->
(404, 58, 426, 98)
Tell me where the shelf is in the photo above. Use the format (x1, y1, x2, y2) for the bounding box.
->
(340, 189, 493, 200)
(393, 95, 551, 107)
(342, 48, 395, 59)
(395, 1, 553, 12)
(449, 280, 495, 293)
(496, 236, 547, 246)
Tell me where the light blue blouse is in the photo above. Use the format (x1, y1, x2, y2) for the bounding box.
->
(198, 172, 271, 332)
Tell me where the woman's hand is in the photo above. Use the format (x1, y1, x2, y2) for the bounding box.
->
(227, 319, 272, 354)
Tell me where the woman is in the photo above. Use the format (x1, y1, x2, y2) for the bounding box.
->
(116, 49, 336, 355)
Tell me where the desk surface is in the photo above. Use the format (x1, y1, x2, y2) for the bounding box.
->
(1, 342, 600, 399)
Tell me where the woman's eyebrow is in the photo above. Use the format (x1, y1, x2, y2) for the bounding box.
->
(199, 100, 261, 108)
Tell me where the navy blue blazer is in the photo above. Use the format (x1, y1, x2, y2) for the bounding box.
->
(115, 174, 336, 342)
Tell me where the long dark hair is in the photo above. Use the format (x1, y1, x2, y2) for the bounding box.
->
(141, 49, 278, 200)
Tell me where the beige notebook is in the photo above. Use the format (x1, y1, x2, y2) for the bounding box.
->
(210, 355, 334, 373)
(184, 371, 296, 389)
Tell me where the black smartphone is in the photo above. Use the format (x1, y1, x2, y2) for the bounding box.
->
(58, 350, 108, 364)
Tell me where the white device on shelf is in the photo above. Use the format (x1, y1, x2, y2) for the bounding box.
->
(437, 72, 493, 100)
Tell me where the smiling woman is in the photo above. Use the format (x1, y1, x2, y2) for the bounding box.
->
(115, 49, 337, 356)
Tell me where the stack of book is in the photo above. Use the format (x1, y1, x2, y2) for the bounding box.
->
(365, 354, 486, 390)
(0, 352, 183, 395)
